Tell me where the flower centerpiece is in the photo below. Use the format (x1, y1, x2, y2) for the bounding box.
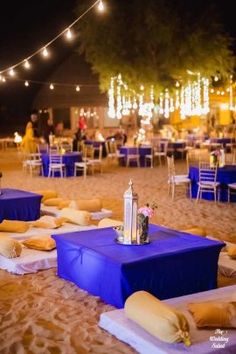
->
(210, 149, 225, 168)
(138, 202, 158, 243)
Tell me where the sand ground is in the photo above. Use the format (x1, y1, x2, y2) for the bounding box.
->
(0, 149, 236, 354)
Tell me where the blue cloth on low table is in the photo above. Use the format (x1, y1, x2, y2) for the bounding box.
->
(0, 188, 42, 222)
(189, 165, 236, 202)
(53, 224, 224, 308)
(41, 152, 82, 177)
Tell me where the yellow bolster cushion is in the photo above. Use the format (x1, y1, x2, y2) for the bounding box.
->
(60, 208, 91, 226)
(182, 227, 207, 237)
(32, 216, 67, 229)
(57, 200, 71, 210)
(227, 245, 236, 259)
(0, 236, 22, 258)
(98, 218, 123, 228)
(34, 190, 58, 203)
(188, 301, 236, 328)
(125, 291, 191, 346)
(74, 199, 103, 212)
(0, 220, 29, 233)
(22, 236, 56, 251)
(43, 198, 63, 207)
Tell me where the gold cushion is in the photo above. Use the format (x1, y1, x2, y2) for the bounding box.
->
(57, 200, 71, 210)
(0, 220, 29, 233)
(0, 236, 22, 258)
(60, 208, 91, 226)
(71, 199, 103, 212)
(227, 245, 236, 259)
(34, 190, 58, 203)
(32, 216, 67, 229)
(43, 198, 63, 207)
(22, 236, 56, 251)
(182, 227, 206, 237)
(98, 218, 123, 228)
(188, 301, 236, 328)
(125, 291, 191, 345)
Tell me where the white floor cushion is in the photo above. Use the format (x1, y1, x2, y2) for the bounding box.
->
(41, 206, 113, 220)
(0, 248, 57, 275)
(99, 286, 236, 354)
(218, 252, 236, 279)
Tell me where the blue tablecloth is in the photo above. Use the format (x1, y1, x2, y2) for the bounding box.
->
(0, 188, 42, 222)
(53, 224, 224, 308)
(210, 138, 235, 147)
(189, 165, 236, 202)
(41, 152, 82, 177)
(119, 146, 152, 167)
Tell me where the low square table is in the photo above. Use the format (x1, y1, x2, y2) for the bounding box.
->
(53, 224, 224, 308)
(0, 188, 42, 222)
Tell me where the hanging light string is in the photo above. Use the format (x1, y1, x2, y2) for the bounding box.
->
(0, 0, 104, 75)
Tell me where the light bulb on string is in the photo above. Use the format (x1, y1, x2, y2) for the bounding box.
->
(214, 75, 219, 82)
(42, 47, 49, 58)
(24, 81, 29, 87)
(9, 68, 15, 77)
(49, 83, 54, 90)
(76, 85, 80, 92)
(1, 76, 6, 82)
(97, 0, 104, 12)
(65, 28, 73, 41)
(23, 60, 31, 69)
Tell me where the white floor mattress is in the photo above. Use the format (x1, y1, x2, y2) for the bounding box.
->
(0, 225, 97, 274)
(41, 206, 112, 220)
(99, 286, 236, 354)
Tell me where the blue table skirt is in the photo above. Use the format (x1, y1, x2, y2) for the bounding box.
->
(0, 188, 42, 222)
(41, 152, 82, 177)
(119, 146, 152, 167)
(53, 224, 224, 308)
(189, 165, 236, 202)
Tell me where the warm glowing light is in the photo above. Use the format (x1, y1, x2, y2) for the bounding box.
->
(216, 90, 220, 95)
(49, 83, 54, 90)
(98, 0, 104, 12)
(42, 47, 49, 58)
(214, 75, 219, 82)
(24, 81, 29, 87)
(175, 81, 180, 88)
(76, 85, 80, 92)
(210, 88, 214, 93)
(140, 85, 144, 91)
(221, 91, 225, 95)
(14, 132, 22, 144)
(65, 28, 73, 40)
(1, 76, 6, 82)
(9, 68, 15, 77)
(24, 60, 30, 69)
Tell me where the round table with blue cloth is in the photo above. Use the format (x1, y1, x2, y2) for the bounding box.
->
(41, 152, 82, 177)
(119, 146, 152, 167)
(210, 138, 235, 147)
(189, 165, 236, 202)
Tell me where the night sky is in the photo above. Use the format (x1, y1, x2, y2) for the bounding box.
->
(0, 0, 235, 131)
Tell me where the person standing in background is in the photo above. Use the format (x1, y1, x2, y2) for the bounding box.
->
(29, 110, 40, 138)
(43, 117, 55, 144)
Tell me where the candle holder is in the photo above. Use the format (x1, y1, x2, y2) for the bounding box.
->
(114, 180, 150, 246)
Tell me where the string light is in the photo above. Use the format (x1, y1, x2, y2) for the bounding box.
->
(76, 85, 80, 92)
(49, 83, 54, 90)
(23, 60, 31, 69)
(42, 47, 49, 58)
(9, 68, 16, 77)
(1, 76, 6, 82)
(0, 1, 103, 76)
(65, 28, 73, 40)
(24, 81, 29, 87)
(214, 75, 219, 82)
(98, 0, 105, 12)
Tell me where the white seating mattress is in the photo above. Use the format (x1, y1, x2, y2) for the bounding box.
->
(41, 206, 113, 220)
(99, 286, 236, 354)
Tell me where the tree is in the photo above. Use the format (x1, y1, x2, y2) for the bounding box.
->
(76, 0, 234, 91)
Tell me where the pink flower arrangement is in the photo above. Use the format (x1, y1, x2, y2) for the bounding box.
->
(138, 202, 158, 218)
